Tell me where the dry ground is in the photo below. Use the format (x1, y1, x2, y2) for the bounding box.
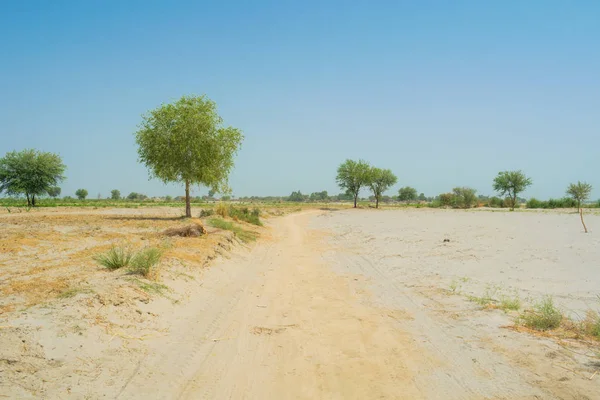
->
(1, 207, 599, 399)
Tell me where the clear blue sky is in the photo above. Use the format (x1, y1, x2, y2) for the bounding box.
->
(1, 1, 599, 199)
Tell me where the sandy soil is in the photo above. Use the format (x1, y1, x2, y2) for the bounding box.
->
(1, 208, 599, 399)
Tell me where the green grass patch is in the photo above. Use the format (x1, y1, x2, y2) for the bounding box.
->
(131, 278, 170, 296)
(499, 294, 521, 312)
(519, 296, 563, 331)
(94, 246, 134, 270)
(208, 218, 258, 243)
(129, 247, 162, 278)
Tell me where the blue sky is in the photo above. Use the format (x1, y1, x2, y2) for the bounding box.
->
(1, 1, 599, 199)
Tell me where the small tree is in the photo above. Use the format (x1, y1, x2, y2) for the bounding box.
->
(418, 193, 426, 201)
(566, 181, 592, 233)
(492, 170, 532, 211)
(368, 168, 397, 208)
(288, 190, 307, 202)
(47, 187, 61, 198)
(398, 186, 418, 202)
(452, 187, 477, 209)
(336, 159, 371, 208)
(111, 189, 121, 200)
(0, 149, 66, 206)
(135, 95, 243, 218)
(75, 189, 88, 200)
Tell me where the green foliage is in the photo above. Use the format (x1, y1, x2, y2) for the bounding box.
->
(47, 186, 61, 198)
(94, 246, 135, 270)
(368, 167, 397, 208)
(499, 295, 521, 312)
(336, 159, 371, 208)
(129, 247, 163, 278)
(526, 197, 578, 209)
(288, 190, 308, 202)
(208, 218, 257, 242)
(520, 296, 563, 331)
(438, 193, 455, 207)
(111, 189, 121, 200)
(418, 193, 426, 201)
(487, 196, 504, 208)
(127, 192, 147, 201)
(75, 188, 88, 200)
(492, 170, 532, 211)
(199, 208, 215, 217)
(165, 195, 173, 201)
(452, 187, 477, 209)
(398, 186, 418, 202)
(0, 149, 66, 207)
(229, 206, 262, 225)
(134, 95, 243, 217)
(215, 202, 228, 217)
(566, 181, 592, 210)
(309, 191, 328, 202)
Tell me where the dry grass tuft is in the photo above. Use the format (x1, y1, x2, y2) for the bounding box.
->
(163, 223, 206, 237)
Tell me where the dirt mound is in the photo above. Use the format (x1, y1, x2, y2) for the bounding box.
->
(163, 223, 207, 237)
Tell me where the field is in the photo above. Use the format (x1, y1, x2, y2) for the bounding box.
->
(1, 206, 599, 398)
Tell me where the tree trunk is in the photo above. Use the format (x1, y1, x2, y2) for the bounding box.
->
(580, 208, 588, 233)
(512, 195, 517, 211)
(185, 180, 191, 218)
(376, 196, 379, 209)
(32, 195, 36, 207)
(353, 193, 358, 208)
(26, 193, 31, 207)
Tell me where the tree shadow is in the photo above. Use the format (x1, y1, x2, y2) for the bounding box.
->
(105, 216, 189, 222)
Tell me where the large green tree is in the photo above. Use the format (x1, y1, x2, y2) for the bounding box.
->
(368, 168, 397, 208)
(75, 189, 88, 200)
(398, 186, 418, 202)
(0, 149, 66, 206)
(336, 159, 371, 208)
(47, 186, 61, 198)
(492, 170, 532, 211)
(134, 95, 243, 217)
(111, 189, 121, 200)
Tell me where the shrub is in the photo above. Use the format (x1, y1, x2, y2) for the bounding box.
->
(199, 209, 215, 217)
(520, 296, 563, 331)
(526, 198, 544, 208)
(94, 246, 134, 270)
(215, 202, 228, 217)
(452, 187, 477, 209)
(164, 224, 206, 237)
(129, 247, 162, 278)
(487, 196, 504, 208)
(438, 193, 455, 207)
(229, 206, 262, 225)
(208, 218, 257, 243)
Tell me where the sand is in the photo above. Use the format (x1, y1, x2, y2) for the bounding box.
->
(1, 208, 599, 399)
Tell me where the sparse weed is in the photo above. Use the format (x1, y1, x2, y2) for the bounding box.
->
(129, 247, 162, 278)
(58, 287, 93, 299)
(499, 294, 521, 312)
(468, 285, 498, 308)
(449, 280, 461, 293)
(215, 202, 228, 218)
(520, 296, 563, 331)
(132, 279, 169, 296)
(94, 246, 134, 270)
(208, 218, 258, 243)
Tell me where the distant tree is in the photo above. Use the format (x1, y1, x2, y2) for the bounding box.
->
(438, 193, 455, 207)
(398, 186, 418, 202)
(221, 195, 231, 201)
(452, 187, 478, 209)
(418, 192, 426, 201)
(0, 149, 66, 206)
(368, 168, 397, 208)
(47, 186, 61, 198)
(134, 95, 243, 218)
(111, 189, 121, 200)
(566, 181, 592, 233)
(309, 191, 328, 202)
(208, 189, 216, 198)
(165, 195, 173, 202)
(335, 192, 353, 201)
(75, 189, 88, 200)
(288, 190, 307, 202)
(336, 159, 371, 208)
(126, 192, 147, 201)
(566, 181, 592, 212)
(492, 170, 532, 211)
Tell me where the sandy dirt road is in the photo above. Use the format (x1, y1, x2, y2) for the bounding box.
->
(116, 210, 598, 399)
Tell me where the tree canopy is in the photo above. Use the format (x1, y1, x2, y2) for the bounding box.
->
(368, 168, 397, 208)
(75, 189, 88, 200)
(336, 159, 371, 208)
(398, 186, 418, 202)
(47, 187, 61, 198)
(492, 170, 532, 211)
(0, 149, 66, 206)
(134, 95, 243, 217)
(566, 181, 592, 211)
(111, 189, 121, 200)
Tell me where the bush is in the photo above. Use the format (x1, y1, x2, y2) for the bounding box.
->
(487, 197, 504, 208)
(520, 296, 563, 331)
(199, 209, 215, 217)
(129, 247, 162, 278)
(215, 202, 228, 218)
(94, 246, 134, 270)
(452, 187, 477, 209)
(229, 206, 262, 226)
(526, 198, 544, 208)
(438, 193, 455, 207)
